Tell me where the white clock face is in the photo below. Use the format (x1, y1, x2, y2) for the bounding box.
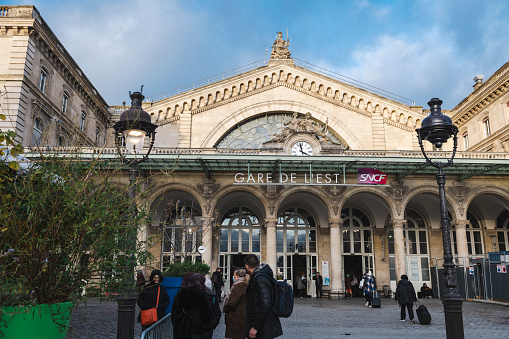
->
(291, 141, 313, 156)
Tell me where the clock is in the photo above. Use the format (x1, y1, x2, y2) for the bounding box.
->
(291, 141, 313, 156)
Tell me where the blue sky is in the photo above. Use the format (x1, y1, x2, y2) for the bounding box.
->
(6, 0, 509, 109)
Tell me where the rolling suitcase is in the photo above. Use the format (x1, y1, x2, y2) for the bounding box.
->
(415, 301, 431, 325)
(371, 290, 381, 308)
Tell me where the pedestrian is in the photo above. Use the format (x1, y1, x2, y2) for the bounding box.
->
(351, 274, 359, 297)
(395, 274, 417, 323)
(136, 270, 146, 290)
(223, 268, 249, 339)
(420, 283, 432, 299)
(212, 267, 224, 303)
(362, 270, 376, 307)
(171, 272, 221, 339)
(296, 272, 306, 298)
(244, 254, 283, 339)
(137, 269, 170, 331)
(315, 271, 323, 298)
(345, 273, 352, 298)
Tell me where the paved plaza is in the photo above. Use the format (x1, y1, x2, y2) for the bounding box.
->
(66, 297, 509, 338)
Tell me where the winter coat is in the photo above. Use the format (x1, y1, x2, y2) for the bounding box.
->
(223, 277, 247, 339)
(246, 263, 283, 339)
(362, 273, 376, 296)
(212, 271, 224, 288)
(395, 278, 417, 306)
(137, 270, 170, 322)
(171, 287, 219, 339)
(315, 275, 323, 288)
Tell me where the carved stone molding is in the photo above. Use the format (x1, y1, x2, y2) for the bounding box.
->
(374, 228, 386, 236)
(259, 185, 284, 200)
(325, 185, 348, 197)
(447, 181, 470, 203)
(430, 228, 442, 236)
(196, 178, 220, 199)
(385, 181, 409, 201)
(485, 229, 497, 237)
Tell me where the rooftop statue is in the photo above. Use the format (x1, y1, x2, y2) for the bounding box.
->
(270, 31, 291, 59)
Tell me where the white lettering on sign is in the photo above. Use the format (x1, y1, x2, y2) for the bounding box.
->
(233, 172, 388, 186)
(359, 173, 387, 183)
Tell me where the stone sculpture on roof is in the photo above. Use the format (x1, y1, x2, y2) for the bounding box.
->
(270, 31, 291, 59)
(267, 112, 337, 145)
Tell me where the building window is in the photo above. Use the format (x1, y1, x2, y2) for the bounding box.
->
(219, 206, 261, 254)
(62, 92, 69, 114)
(95, 127, 101, 144)
(463, 133, 469, 150)
(483, 117, 491, 137)
(39, 68, 48, 93)
(80, 111, 86, 131)
(57, 136, 65, 146)
(30, 117, 43, 146)
(341, 207, 373, 254)
(496, 210, 509, 251)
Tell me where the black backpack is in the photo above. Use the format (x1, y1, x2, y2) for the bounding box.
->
(256, 273, 294, 318)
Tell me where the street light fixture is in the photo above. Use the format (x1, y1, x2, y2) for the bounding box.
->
(113, 90, 157, 339)
(416, 98, 464, 339)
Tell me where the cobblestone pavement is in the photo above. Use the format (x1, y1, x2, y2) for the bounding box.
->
(67, 297, 509, 338)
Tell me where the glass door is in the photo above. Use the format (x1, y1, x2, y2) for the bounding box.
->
(307, 254, 318, 297)
(218, 254, 231, 297)
(362, 255, 374, 276)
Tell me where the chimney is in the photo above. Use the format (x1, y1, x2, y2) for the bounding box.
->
(473, 75, 484, 91)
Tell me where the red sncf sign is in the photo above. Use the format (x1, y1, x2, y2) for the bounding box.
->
(357, 168, 387, 185)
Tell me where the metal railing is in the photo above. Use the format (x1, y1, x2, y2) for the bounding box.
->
(140, 312, 172, 339)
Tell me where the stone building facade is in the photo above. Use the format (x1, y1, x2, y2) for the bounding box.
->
(0, 5, 109, 148)
(2, 7, 509, 297)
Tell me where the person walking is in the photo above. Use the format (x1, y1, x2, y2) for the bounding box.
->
(362, 271, 376, 307)
(244, 254, 283, 339)
(296, 272, 306, 298)
(395, 274, 417, 323)
(212, 267, 224, 303)
(137, 270, 170, 331)
(345, 274, 352, 298)
(171, 272, 221, 338)
(315, 271, 323, 298)
(351, 274, 359, 297)
(223, 268, 249, 339)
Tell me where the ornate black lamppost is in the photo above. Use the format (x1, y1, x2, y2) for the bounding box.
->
(113, 90, 157, 339)
(416, 98, 464, 339)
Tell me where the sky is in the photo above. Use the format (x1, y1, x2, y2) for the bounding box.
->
(6, 0, 509, 109)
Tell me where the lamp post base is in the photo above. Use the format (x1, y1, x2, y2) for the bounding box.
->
(117, 296, 137, 339)
(442, 290, 464, 339)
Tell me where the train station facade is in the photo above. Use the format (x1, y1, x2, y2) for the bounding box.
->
(2, 6, 509, 298)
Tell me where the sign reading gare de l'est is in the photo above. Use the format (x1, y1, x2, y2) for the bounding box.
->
(233, 168, 388, 186)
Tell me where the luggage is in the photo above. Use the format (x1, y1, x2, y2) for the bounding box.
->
(416, 301, 431, 325)
(371, 290, 381, 308)
(256, 273, 294, 318)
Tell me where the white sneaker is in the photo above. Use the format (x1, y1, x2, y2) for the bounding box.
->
(365, 301, 369, 307)
(400, 319, 405, 322)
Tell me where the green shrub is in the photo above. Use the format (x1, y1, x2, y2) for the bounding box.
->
(163, 261, 210, 277)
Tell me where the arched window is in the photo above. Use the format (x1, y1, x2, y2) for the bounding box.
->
(95, 127, 101, 145)
(463, 132, 469, 150)
(80, 111, 86, 131)
(219, 206, 261, 253)
(30, 117, 43, 146)
(496, 210, 509, 251)
(277, 207, 316, 253)
(39, 67, 48, 93)
(57, 136, 65, 147)
(452, 212, 484, 257)
(483, 117, 491, 138)
(62, 91, 70, 114)
(341, 207, 372, 254)
(161, 203, 202, 267)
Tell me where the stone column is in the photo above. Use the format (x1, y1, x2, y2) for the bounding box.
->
(455, 221, 469, 267)
(201, 217, 213, 272)
(392, 219, 406, 281)
(329, 218, 344, 298)
(265, 219, 278, 278)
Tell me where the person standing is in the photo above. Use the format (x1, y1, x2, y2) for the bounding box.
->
(244, 254, 283, 339)
(395, 274, 417, 323)
(223, 268, 249, 339)
(296, 272, 306, 298)
(171, 272, 220, 338)
(212, 267, 224, 303)
(345, 274, 352, 298)
(315, 271, 323, 298)
(351, 274, 359, 297)
(362, 271, 376, 307)
(137, 270, 170, 331)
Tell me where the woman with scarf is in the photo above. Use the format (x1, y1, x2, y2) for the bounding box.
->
(137, 270, 170, 331)
(222, 268, 249, 339)
(362, 270, 377, 307)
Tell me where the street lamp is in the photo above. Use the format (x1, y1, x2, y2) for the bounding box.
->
(113, 90, 157, 339)
(416, 98, 464, 339)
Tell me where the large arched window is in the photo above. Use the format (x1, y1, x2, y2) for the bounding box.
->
(277, 207, 316, 253)
(496, 210, 509, 251)
(452, 212, 484, 257)
(161, 204, 202, 268)
(341, 207, 372, 254)
(219, 206, 261, 253)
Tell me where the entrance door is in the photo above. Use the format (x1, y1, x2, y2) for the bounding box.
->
(344, 255, 363, 297)
(307, 254, 318, 297)
(218, 254, 231, 296)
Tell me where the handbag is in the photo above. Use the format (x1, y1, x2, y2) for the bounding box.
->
(141, 286, 160, 327)
(359, 278, 365, 288)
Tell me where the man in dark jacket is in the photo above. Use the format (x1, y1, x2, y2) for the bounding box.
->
(395, 274, 417, 323)
(212, 268, 224, 303)
(244, 254, 283, 339)
(315, 271, 323, 298)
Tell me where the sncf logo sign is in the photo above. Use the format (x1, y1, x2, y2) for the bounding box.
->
(357, 168, 387, 185)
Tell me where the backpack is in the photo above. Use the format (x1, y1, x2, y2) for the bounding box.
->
(211, 272, 218, 284)
(256, 273, 294, 318)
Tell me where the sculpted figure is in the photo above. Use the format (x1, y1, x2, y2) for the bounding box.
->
(270, 31, 291, 59)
